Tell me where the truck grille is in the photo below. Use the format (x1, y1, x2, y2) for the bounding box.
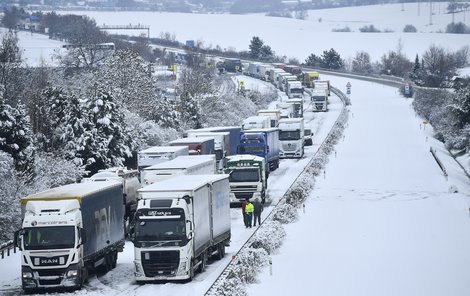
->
(39, 278, 61, 286)
(230, 185, 257, 192)
(234, 192, 254, 200)
(37, 268, 66, 277)
(282, 143, 297, 151)
(315, 103, 325, 110)
(141, 251, 180, 277)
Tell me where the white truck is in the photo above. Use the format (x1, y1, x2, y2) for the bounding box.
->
(82, 167, 141, 221)
(280, 75, 298, 92)
(14, 181, 125, 292)
(258, 64, 273, 81)
(242, 115, 271, 130)
(286, 80, 304, 99)
(314, 80, 331, 96)
(137, 146, 189, 171)
(310, 88, 328, 111)
(277, 102, 295, 119)
(132, 174, 231, 282)
(223, 155, 267, 204)
(269, 68, 284, 84)
(278, 118, 305, 158)
(141, 155, 216, 185)
(286, 98, 304, 118)
(185, 130, 230, 171)
(276, 72, 293, 90)
(256, 109, 281, 128)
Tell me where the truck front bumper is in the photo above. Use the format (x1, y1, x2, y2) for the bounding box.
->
(21, 264, 81, 291)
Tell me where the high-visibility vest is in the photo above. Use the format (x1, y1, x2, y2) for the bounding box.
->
(245, 203, 254, 214)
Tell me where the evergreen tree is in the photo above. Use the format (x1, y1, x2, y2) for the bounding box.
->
(249, 36, 264, 60)
(154, 95, 179, 128)
(448, 83, 470, 129)
(80, 87, 131, 174)
(260, 45, 274, 61)
(320, 48, 344, 70)
(305, 53, 321, 67)
(0, 99, 35, 176)
(410, 54, 424, 85)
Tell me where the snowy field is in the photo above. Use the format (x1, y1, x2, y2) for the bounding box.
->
(51, 2, 470, 62)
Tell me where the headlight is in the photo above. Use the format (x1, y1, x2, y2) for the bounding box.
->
(134, 262, 143, 275)
(67, 270, 78, 277)
(22, 272, 33, 279)
(177, 260, 188, 275)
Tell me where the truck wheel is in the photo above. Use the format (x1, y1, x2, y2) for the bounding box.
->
(198, 252, 207, 273)
(216, 244, 225, 260)
(188, 260, 195, 282)
(111, 251, 117, 269)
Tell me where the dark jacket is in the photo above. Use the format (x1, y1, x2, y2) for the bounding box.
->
(253, 200, 263, 215)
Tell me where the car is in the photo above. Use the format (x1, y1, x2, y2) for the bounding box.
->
(304, 129, 313, 146)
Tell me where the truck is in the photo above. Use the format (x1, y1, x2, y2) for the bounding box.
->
(247, 62, 261, 78)
(286, 80, 304, 99)
(223, 155, 267, 204)
(141, 155, 216, 185)
(269, 68, 285, 84)
(137, 146, 189, 171)
(302, 71, 320, 88)
(238, 128, 280, 174)
(170, 137, 215, 156)
(14, 181, 125, 292)
(276, 72, 293, 90)
(132, 174, 231, 282)
(280, 75, 298, 92)
(277, 102, 295, 119)
(286, 98, 304, 118)
(242, 115, 271, 130)
(185, 130, 230, 170)
(221, 58, 242, 73)
(82, 167, 141, 221)
(258, 64, 273, 81)
(314, 80, 330, 96)
(310, 88, 328, 111)
(256, 109, 281, 127)
(278, 118, 305, 158)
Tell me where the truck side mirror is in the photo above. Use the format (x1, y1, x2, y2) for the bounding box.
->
(80, 228, 87, 245)
(267, 146, 270, 153)
(186, 220, 194, 240)
(14, 230, 23, 250)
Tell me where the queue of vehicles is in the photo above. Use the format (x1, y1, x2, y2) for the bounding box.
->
(12, 60, 328, 292)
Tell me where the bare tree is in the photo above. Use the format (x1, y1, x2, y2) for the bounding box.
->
(352, 51, 373, 74)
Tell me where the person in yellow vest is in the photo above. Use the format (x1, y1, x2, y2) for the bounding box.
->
(244, 199, 254, 228)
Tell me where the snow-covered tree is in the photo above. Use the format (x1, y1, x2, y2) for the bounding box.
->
(0, 30, 25, 106)
(352, 51, 373, 74)
(320, 48, 344, 70)
(0, 99, 35, 176)
(154, 94, 179, 128)
(177, 67, 215, 130)
(97, 49, 157, 119)
(84, 86, 133, 174)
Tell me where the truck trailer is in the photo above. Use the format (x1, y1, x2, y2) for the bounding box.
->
(278, 118, 305, 158)
(256, 109, 281, 128)
(224, 155, 267, 204)
(141, 155, 217, 185)
(170, 137, 215, 156)
(15, 181, 125, 292)
(185, 131, 230, 170)
(238, 128, 280, 174)
(286, 98, 304, 118)
(242, 115, 271, 130)
(132, 174, 231, 281)
(137, 146, 189, 171)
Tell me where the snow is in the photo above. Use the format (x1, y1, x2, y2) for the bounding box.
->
(250, 74, 470, 296)
(52, 2, 469, 62)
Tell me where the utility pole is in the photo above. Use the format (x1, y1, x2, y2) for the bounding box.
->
(429, 0, 433, 25)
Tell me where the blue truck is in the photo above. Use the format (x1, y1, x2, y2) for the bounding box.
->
(237, 128, 280, 176)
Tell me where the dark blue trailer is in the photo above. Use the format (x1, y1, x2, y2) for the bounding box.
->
(238, 128, 280, 174)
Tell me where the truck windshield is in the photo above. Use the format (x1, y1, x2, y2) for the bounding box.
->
(23, 226, 75, 250)
(134, 218, 186, 242)
(214, 149, 223, 160)
(290, 89, 303, 94)
(229, 169, 260, 182)
(238, 145, 265, 154)
(313, 96, 326, 101)
(279, 130, 301, 140)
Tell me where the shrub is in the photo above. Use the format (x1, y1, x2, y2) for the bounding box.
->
(403, 24, 417, 32)
(332, 26, 351, 32)
(359, 25, 381, 32)
(250, 221, 286, 254)
(272, 202, 298, 223)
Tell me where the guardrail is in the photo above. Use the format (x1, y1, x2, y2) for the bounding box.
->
(430, 147, 448, 178)
(0, 240, 16, 260)
(205, 86, 349, 295)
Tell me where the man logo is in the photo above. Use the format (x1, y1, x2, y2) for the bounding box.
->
(41, 258, 59, 265)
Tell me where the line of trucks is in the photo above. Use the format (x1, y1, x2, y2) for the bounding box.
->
(12, 61, 327, 292)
